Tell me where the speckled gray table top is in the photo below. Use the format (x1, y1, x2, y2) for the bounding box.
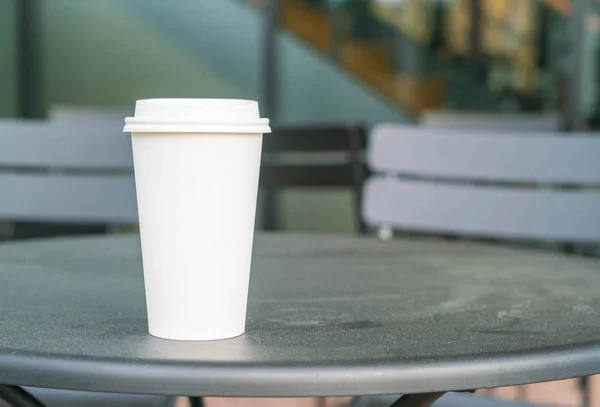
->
(0, 233, 599, 397)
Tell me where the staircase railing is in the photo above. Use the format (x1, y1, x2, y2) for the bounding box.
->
(256, 0, 513, 114)
(248, 0, 600, 123)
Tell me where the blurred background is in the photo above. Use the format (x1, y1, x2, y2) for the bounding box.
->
(3, 0, 597, 236)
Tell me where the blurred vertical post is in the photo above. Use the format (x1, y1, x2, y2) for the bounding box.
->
(12, 0, 44, 240)
(262, 0, 281, 230)
(330, 0, 347, 63)
(16, 0, 44, 118)
(567, 0, 589, 130)
(467, 0, 485, 81)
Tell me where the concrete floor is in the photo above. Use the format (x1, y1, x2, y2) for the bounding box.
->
(484, 378, 596, 407)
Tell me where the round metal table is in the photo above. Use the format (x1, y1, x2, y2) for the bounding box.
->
(0, 233, 599, 398)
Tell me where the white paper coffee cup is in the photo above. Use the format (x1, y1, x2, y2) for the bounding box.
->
(124, 99, 270, 341)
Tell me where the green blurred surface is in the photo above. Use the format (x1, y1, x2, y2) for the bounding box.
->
(0, 0, 17, 117)
(42, 0, 242, 108)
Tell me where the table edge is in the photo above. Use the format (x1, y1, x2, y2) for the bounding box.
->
(1, 344, 600, 396)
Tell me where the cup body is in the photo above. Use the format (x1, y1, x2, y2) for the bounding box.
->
(125, 99, 269, 340)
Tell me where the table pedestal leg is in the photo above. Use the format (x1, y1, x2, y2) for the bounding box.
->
(0, 385, 45, 407)
(189, 396, 204, 407)
(389, 393, 445, 407)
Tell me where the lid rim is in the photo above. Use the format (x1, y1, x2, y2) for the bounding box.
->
(124, 117, 269, 125)
(123, 123, 271, 134)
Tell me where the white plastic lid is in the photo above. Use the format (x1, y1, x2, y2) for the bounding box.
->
(123, 99, 271, 133)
